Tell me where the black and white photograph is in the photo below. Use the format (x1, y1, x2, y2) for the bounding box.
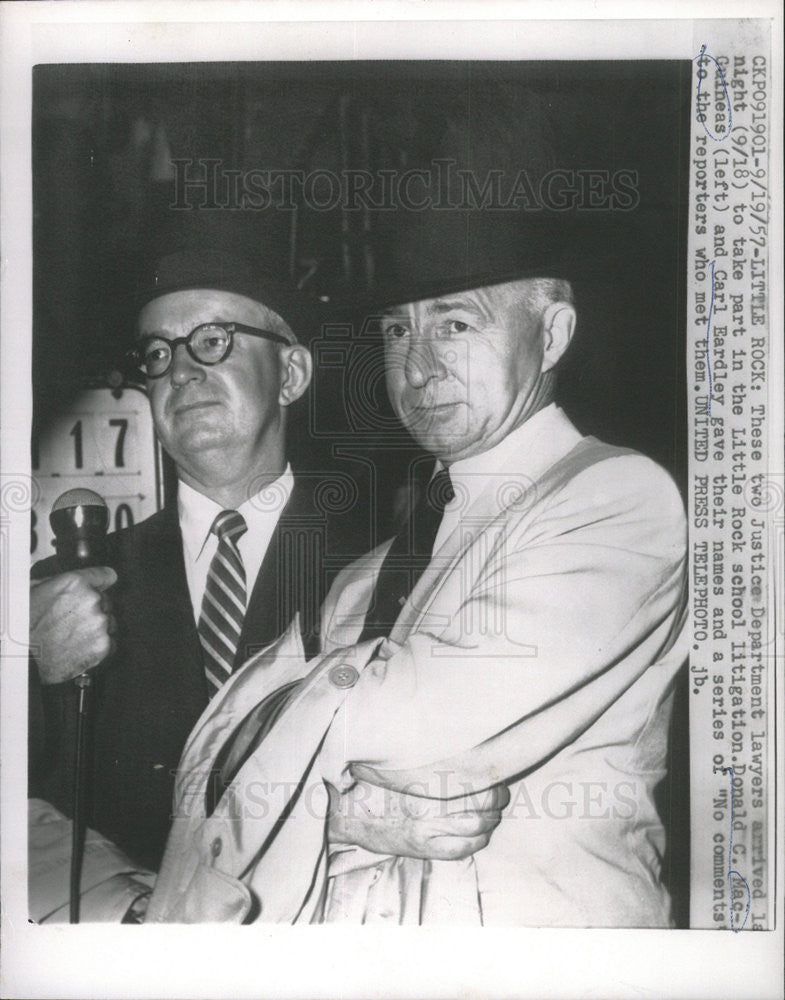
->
(1, 4, 782, 999)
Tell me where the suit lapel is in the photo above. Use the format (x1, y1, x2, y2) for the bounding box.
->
(389, 436, 605, 644)
(126, 504, 206, 703)
(238, 524, 281, 665)
(237, 476, 322, 666)
(388, 474, 520, 644)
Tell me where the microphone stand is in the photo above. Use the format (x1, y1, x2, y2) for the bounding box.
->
(70, 673, 92, 924)
(49, 489, 108, 925)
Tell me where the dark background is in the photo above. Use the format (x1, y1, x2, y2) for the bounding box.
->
(32, 60, 691, 925)
(33, 61, 689, 485)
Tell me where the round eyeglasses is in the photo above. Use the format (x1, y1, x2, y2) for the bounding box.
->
(129, 322, 291, 379)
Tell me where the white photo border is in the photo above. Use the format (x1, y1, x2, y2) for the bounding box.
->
(1, 3, 782, 999)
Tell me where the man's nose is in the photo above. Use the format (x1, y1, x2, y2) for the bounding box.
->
(403, 336, 446, 388)
(169, 343, 205, 387)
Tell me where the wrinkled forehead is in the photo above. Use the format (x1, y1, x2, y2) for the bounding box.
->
(383, 279, 532, 322)
(136, 288, 295, 342)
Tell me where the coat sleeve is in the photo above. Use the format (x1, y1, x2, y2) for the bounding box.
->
(320, 455, 688, 796)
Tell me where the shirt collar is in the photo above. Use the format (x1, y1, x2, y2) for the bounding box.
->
(177, 466, 294, 562)
(439, 404, 579, 511)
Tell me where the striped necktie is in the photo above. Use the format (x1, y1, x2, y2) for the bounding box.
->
(198, 510, 248, 697)
(359, 468, 454, 641)
(207, 469, 454, 814)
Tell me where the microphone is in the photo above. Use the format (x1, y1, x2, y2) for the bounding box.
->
(49, 487, 111, 690)
(50, 488, 109, 572)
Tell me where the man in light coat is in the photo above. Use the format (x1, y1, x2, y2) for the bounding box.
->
(143, 224, 688, 926)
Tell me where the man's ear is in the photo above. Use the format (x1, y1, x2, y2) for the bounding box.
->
(278, 344, 313, 406)
(540, 302, 576, 373)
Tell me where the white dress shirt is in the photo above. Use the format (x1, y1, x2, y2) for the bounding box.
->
(177, 467, 295, 623)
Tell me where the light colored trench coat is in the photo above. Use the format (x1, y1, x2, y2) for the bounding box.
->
(31, 409, 688, 927)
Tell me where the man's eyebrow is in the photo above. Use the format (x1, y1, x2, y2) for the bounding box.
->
(137, 318, 225, 338)
(427, 298, 485, 317)
(379, 298, 486, 322)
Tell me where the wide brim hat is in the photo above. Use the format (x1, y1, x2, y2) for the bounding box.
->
(367, 207, 569, 311)
(360, 204, 616, 314)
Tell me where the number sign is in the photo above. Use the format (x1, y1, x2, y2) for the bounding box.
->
(31, 385, 164, 562)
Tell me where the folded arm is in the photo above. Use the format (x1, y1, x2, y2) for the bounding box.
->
(323, 458, 687, 797)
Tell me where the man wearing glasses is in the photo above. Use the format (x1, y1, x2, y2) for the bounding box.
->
(29, 249, 320, 888)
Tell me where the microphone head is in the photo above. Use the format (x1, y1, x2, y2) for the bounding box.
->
(51, 488, 108, 513)
(50, 489, 110, 570)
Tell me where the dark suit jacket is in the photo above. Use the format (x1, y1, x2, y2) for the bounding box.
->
(29, 477, 344, 871)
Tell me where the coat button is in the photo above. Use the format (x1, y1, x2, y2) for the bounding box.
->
(211, 837, 222, 858)
(328, 664, 359, 689)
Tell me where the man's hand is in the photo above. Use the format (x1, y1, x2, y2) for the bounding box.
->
(328, 779, 510, 862)
(30, 567, 118, 684)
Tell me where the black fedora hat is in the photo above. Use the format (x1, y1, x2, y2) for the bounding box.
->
(358, 198, 628, 316)
(367, 206, 576, 312)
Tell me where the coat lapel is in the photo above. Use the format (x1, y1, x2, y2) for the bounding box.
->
(387, 474, 521, 644)
(238, 523, 283, 665)
(388, 436, 601, 644)
(129, 504, 207, 703)
(237, 476, 323, 666)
